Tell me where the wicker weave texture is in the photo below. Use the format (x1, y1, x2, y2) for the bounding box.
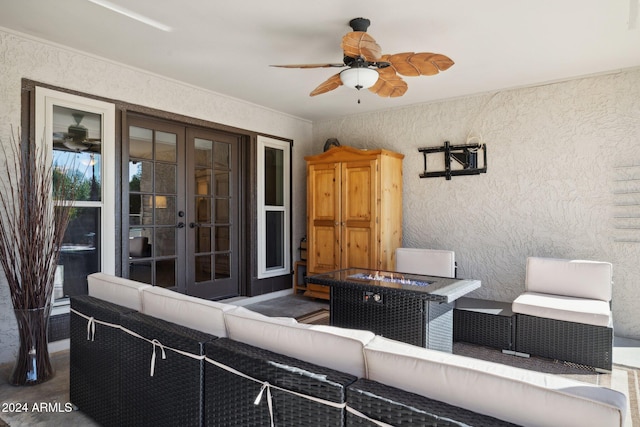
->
(515, 314, 612, 370)
(427, 302, 454, 353)
(331, 285, 427, 347)
(454, 309, 515, 350)
(70, 295, 134, 427)
(119, 312, 217, 427)
(204, 338, 357, 427)
(346, 378, 520, 427)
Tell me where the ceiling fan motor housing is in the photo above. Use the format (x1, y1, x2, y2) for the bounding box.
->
(67, 124, 88, 141)
(349, 17, 371, 32)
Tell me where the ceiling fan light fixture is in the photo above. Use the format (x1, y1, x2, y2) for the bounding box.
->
(340, 67, 378, 91)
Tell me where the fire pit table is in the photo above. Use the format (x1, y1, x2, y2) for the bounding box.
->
(306, 268, 480, 352)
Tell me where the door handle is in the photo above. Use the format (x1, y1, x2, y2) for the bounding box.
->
(176, 222, 185, 229)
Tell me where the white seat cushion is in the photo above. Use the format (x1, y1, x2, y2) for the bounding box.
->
(141, 286, 235, 337)
(364, 336, 627, 427)
(526, 257, 612, 301)
(512, 291, 612, 327)
(87, 272, 151, 311)
(224, 306, 374, 377)
(395, 248, 455, 278)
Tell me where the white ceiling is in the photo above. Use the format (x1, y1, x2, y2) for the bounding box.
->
(1, 0, 639, 121)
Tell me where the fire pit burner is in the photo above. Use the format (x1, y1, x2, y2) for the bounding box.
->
(348, 272, 432, 287)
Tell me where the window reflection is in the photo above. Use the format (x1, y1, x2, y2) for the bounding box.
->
(265, 211, 284, 269)
(53, 152, 101, 202)
(52, 105, 103, 302)
(194, 138, 213, 168)
(53, 106, 101, 155)
(264, 147, 283, 206)
(55, 207, 101, 299)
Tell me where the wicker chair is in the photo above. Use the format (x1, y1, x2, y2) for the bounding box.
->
(395, 247, 456, 278)
(512, 257, 614, 371)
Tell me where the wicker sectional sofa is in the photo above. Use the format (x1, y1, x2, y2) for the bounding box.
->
(70, 273, 627, 427)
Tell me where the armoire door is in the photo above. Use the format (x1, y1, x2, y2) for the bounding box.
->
(307, 162, 341, 273)
(340, 159, 377, 270)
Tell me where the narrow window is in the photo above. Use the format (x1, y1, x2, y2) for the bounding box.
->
(35, 88, 115, 308)
(257, 136, 290, 278)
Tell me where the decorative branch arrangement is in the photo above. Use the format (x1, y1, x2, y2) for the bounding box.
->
(0, 129, 80, 385)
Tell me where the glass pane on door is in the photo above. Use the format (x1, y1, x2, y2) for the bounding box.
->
(215, 253, 230, 279)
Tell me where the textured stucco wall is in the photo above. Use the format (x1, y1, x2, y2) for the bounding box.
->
(0, 28, 313, 364)
(313, 69, 640, 340)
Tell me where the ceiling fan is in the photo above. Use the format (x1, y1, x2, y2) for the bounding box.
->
(53, 113, 101, 152)
(272, 17, 454, 98)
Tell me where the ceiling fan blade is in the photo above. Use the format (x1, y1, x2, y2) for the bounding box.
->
(310, 73, 343, 97)
(382, 52, 454, 77)
(271, 63, 345, 69)
(341, 32, 382, 62)
(368, 67, 407, 98)
(62, 140, 91, 152)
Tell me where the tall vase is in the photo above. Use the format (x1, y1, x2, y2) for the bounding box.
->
(9, 305, 54, 386)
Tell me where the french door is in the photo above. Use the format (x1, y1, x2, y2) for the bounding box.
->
(185, 127, 240, 299)
(125, 115, 241, 299)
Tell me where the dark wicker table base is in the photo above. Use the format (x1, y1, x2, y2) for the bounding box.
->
(331, 286, 455, 351)
(453, 298, 516, 351)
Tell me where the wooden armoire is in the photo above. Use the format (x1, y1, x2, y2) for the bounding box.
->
(304, 146, 404, 299)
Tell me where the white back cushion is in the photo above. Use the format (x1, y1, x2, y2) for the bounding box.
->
(224, 306, 374, 377)
(87, 272, 150, 311)
(141, 286, 234, 337)
(364, 336, 626, 427)
(396, 248, 455, 278)
(526, 257, 612, 301)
